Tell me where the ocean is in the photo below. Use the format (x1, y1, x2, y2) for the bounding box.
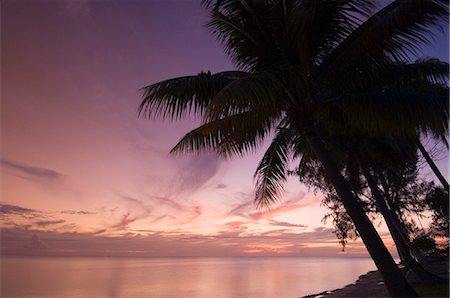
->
(1, 256, 376, 297)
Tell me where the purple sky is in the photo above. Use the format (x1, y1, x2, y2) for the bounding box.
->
(1, 0, 448, 257)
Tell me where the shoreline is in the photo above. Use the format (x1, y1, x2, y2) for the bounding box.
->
(304, 259, 449, 298)
(303, 270, 389, 298)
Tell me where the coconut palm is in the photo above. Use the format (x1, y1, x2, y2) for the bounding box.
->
(291, 130, 446, 284)
(139, 1, 448, 296)
(417, 141, 449, 191)
(294, 129, 446, 283)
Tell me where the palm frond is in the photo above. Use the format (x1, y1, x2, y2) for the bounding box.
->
(318, 0, 448, 80)
(206, 66, 293, 120)
(254, 127, 292, 208)
(206, 0, 285, 71)
(287, 0, 375, 68)
(138, 70, 247, 120)
(324, 58, 449, 96)
(333, 90, 449, 141)
(170, 110, 282, 158)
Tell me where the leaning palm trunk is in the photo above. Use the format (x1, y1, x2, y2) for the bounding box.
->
(417, 141, 449, 192)
(359, 160, 445, 284)
(383, 196, 437, 267)
(304, 126, 418, 297)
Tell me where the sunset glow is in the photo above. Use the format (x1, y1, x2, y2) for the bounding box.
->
(1, 0, 448, 259)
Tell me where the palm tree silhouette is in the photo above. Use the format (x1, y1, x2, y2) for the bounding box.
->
(139, 1, 448, 296)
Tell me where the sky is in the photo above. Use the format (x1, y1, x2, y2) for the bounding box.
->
(1, 0, 448, 257)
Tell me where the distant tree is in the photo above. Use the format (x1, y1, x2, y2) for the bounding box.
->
(412, 234, 439, 256)
(293, 142, 445, 284)
(426, 186, 449, 241)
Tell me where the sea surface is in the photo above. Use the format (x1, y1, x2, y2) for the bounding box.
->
(1, 256, 376, 298)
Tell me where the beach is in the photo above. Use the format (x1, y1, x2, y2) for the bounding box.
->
(304, 260, 449, 298)
(304, 270, 389, 298)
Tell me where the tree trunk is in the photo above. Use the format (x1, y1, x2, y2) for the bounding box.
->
(417, 141, 449, 192)
(384, 196, 436, 267)
(359, 160, 445, 284)
(304, 126, 418, 297)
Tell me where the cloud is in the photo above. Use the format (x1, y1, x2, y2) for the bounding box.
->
(268, 219, 307, 228)
(111, 212, 137, 230)
(216, 184, 227, 189)
(149, 214, 175, 224)
(224, 194, 319, 232)
(248, 194, 319, 221)
(242, 241, 294, 254)
(228, 198, 255, 217)
(28, 234, 49, 250)
(1, 203, 96, 234)
(169, 152, 221, 194)
(0, 203, 40, 216)
(225, 221, 247, 229)
(0, 224, 371, 258)
(1, 159, 62, 179)
(60, 210, 96, 215)
(120, 195, 152, 215)
(92, 229, 107, 235)
(147, 195, 188, 212)
(177, 205, 202, 225)
(34, 220, 66, 227)
(145, 195, 203, 225)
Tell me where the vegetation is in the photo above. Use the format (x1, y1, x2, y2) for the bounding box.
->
(139, 0, 448, 296)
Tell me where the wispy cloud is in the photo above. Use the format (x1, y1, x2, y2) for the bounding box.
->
(248, 195, 319, 221)
(169, 152, 221, 195)
(228, 198, 255, 217)
(34, 220, 66, 227)
(225, 221, 247, 229)
(28, 234, 49, 249)
(1, 159, 62, 179)
(1, 225, 354, 257)
(268, 219, 307, 228)
(147, 195, 188, 212)
(225, 194, 319, 231)
(0, 203, 40, 216)
(1, 203, 91, 233)
(146, 195, 202, 224)
(177, 205, 202, 225)
(120, 195, 152, 215)
(149, 214, 176, 224)
(228, 193, 310, 220)
(110, 212, 137, 230)
(60, 210, 96, 215)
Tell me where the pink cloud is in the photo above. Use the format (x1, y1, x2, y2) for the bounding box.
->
(225, 194, 321, 230)
(147, 195, 190, 212)
(243, 242, 294, 254)
(1, 226, 362, 257)
(176, 205, 202, 225)
(110, 212, 137, 230)
(228, 199, 254, 216)
(225, 221, 246, 229)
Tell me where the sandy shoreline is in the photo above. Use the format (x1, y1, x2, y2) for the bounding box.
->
(303, 259, 449, 298)
(303, 270, 389, 298)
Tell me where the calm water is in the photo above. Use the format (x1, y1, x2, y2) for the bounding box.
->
(1, 256, 376, 298)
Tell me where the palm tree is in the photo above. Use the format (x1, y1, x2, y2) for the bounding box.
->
(417, 141, 449, 191)
(358, 151, 445, 284)
(139, 1, 448, 296)
(291, 130, 446, 283)
(294, 132, 446, 283)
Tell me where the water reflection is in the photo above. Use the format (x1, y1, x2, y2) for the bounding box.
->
(2, 256, 376, 297)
